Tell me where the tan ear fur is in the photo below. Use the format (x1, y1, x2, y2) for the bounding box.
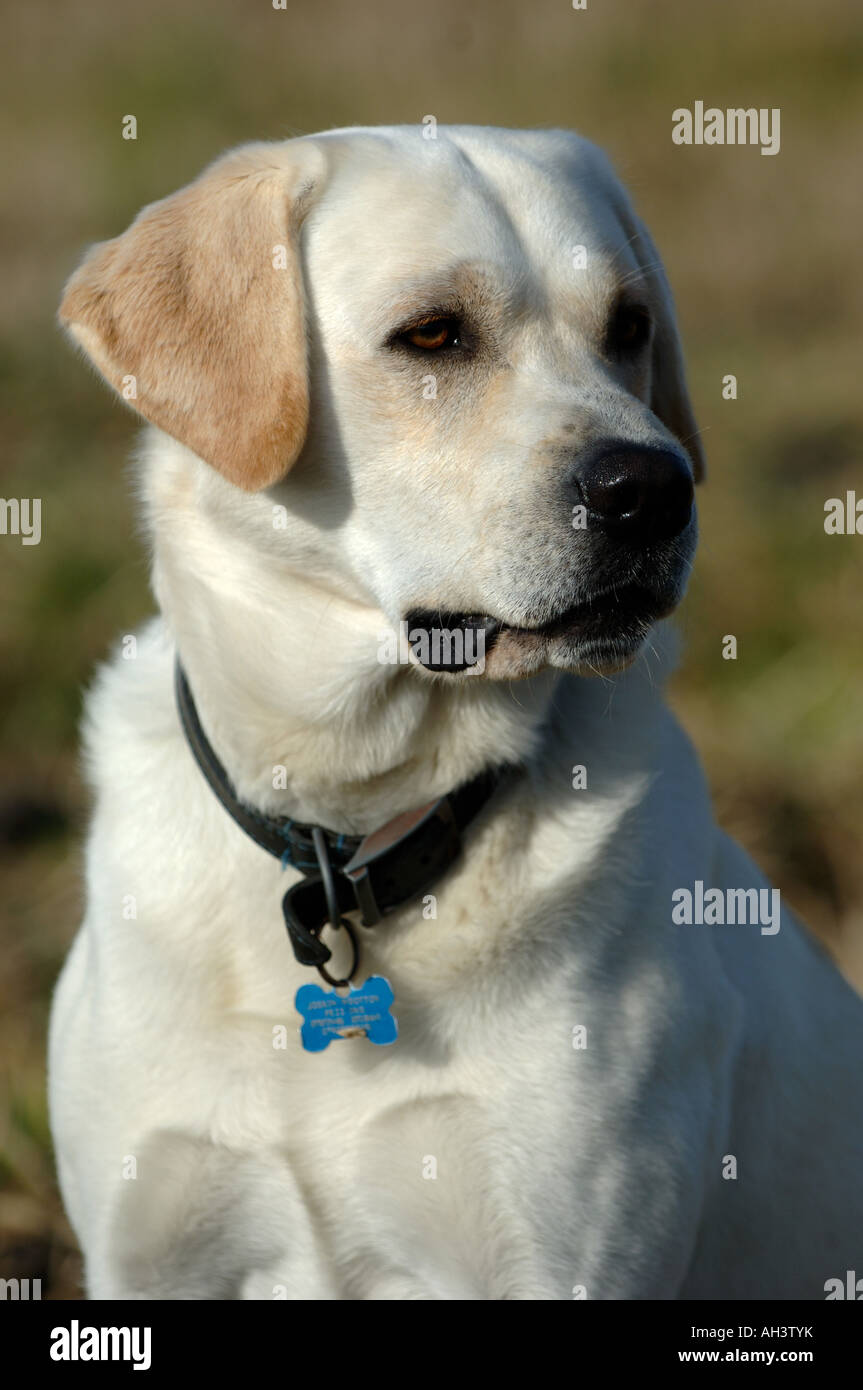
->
(59, 142, 323, 491)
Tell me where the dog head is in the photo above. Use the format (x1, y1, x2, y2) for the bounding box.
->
(60, 126, 703, 681)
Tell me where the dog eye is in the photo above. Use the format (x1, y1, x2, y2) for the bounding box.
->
(399, 317, 461, 351)
(607, 303, 652, 355)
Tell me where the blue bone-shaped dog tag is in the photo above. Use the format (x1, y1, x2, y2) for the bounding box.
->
(295, 976, 398, 1052)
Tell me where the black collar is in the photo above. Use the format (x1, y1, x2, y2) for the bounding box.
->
(175, 661, 515, 981)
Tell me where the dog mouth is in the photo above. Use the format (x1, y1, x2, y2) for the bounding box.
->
(404, 583, 673, 673)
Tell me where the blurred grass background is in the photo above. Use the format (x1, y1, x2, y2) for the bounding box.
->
(1, 0, 861, 1297)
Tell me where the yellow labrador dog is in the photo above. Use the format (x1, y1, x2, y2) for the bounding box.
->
(50, 126, 863, 1300)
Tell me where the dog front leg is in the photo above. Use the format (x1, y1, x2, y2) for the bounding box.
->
(87, 1130, 338, 1301)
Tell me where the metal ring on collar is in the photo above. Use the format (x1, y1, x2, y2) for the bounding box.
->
(315, 918, 359, 989)
(311, 825, 359, 986)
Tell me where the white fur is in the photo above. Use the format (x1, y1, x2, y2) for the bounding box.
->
(50, 126, 863, 1300)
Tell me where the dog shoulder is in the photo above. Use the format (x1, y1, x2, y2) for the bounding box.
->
(81, 616, 176, 792)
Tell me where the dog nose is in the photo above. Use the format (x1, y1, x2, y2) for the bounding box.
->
(572, 443, 694, 543)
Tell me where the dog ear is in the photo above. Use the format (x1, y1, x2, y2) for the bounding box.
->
(634, 219, 706, 483)
(59, 142, 325, 492)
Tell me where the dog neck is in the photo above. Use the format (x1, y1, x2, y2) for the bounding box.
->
(145, 442, 561, 834)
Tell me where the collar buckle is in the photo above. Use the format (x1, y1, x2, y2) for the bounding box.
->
(282, 795, 462, 970)
(342, 795, 460, 927)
